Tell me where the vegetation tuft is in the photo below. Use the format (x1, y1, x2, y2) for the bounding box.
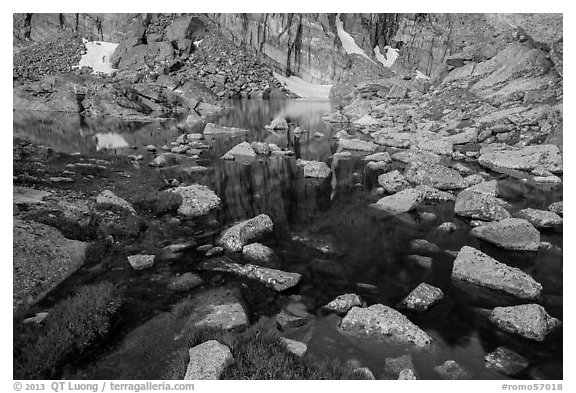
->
(13, 282, 122, 379)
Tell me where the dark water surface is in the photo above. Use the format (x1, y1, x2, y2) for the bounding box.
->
(13, 99, 563, 380)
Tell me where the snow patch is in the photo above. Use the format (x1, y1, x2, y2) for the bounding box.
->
(95, 133, 129, 151)
(193, 39, 203, 48)
(336, 14, 374, 63)
(374, 45, 399, 67)
(76, 39, 118, 75)
(273, 72, 332, 98)
(415, 70, 430, 80)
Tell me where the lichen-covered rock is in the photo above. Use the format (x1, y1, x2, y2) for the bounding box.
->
(338, 304, 433, 347)
(374, 188, 424, 213)
(170, 185, 221, 218)
(454, 190, 510, 221)
(242, 243, 281, 268)
(516, 208, 562, 229)
(490, 304, 561, 341)
(302, 160, 331, 178)
(405, 162, 467, 190)
(184, 340, 234, 380)
(219, 214, 273, 252)
(398, 283, 444, 312)
(479, 144, 562, 174)
(452, 246, 542, 300)
(378, 170, 410, 194)
(415, 185, 456, 202)
(470, 218, 540, 251)
(96, 190, 136, 214)
(323, 293, 363, 315)
(484, 347, 529, 376)
(127, 254, 155, 270)
(197, 257, 300, 292)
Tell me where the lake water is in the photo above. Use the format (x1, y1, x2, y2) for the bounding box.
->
(13, 98, 563, 380)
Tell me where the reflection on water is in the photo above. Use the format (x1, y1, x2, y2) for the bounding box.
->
(13, 98, 563, 379)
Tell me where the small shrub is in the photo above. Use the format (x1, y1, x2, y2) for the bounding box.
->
(13, 282, 122, 379)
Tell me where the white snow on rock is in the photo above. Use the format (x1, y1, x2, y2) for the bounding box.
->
(95, 133, 129, 151)
(336, 14, 374, 63)
(76, 39, 118, 75)
(374, 45, 399, 67)
(273, 72, 332, 98)
(193, 39, 203, 48)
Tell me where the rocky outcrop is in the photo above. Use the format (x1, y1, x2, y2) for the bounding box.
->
(489, 304, 561, 341)
(338, 304, 433, 347)
(452, 246, 542, 300)
(185, 340, 234, 380)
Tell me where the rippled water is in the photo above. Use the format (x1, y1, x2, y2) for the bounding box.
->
(13, 99, 562, 380)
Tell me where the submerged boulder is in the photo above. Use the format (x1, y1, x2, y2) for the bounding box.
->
(338, 304, 433, 347)
(489, 304, 561, 341)
(452, 246, 542, 300)
(219, 214, 273, 252)
(484, 347, 529, 376)
(383, 354, 419, 380)
(470, 218, 540, 251)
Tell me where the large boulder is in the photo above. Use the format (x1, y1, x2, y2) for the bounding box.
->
(374, 188, 424, 213)
(478, 144, 562, 174)
(197, 257, 300, 292)
(454, 190, 511, 221)
(170, 185, 221, 218)
(338, 304, 433, 348)
(13, 220, 88, 311)
(184, 340, 234, 380)
(404, 162, 467, 190)
(489, 304, 561, 341)
(470, 218, 540, 251)
(452, 246, 542, 300)
(434, 360, 471, 380)
(219, 214, 273, 252)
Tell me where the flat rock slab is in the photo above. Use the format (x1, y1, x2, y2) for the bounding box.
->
(219, 214, 273, 252)
(13, 219, 88, 312)
(197, 257, 300, 291)
(405, 162, 467, 190)
(374, 188, 424, 213)
(489, 304, 561, 341)
(186, 286, 249, 330)
(323, 293, 363, 315)
(378, 170, 410, 194)
(127, 254, 155, 270)
(338, 138, 377, 152)
(452, 246, 542, 300)
(479, 144, 562, 174)
(13, 186, 51, 206)
(484, 347, 529, 376)
(455, 190, 511, 221)
(170, 184, 221, 218)
(96, 190, 136, 214)
(516, 208, 562, 229)
(391, 149, 441, 165)
(470, 218, 540, 251)
(338, 304, 433, 348)
(184, 340, 234, 380)
(363, 152, 392, 162)
(434, 360, 471, 380)
(204, 122, 249, 136)
(398, 283, 444, 312)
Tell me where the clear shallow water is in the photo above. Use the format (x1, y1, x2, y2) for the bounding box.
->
(14, 99, 562, 379)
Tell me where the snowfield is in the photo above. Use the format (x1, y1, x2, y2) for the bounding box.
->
(336, 14, 374, 63)
(374, 45, 399, 67)
(76, 39, 118, 75)
(273, 72, 332, 98)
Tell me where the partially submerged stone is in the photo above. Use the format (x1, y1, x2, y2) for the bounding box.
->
(398, 283, 444, 312)
(470, 218, 540, 251)
(302, 160, 331, 178)
(454, 190, 510, 221)
(266, 116, 288, 130)
(184, 340, 234, 380)
(170, 184, 221, 218)
(219, 214, 273, 252)
(338, 304, 433, 347)
(391, 149, 441, 165)
(197, 257, 300, 291)
(452, 246, 542, 300)
(363, 152, 392, 162)
(127, 254, 155, 270)
(221, 142, 257, 160)
(516, 208, 562, 229)
(489, 304, 561, 341)
(323, 293, 363, 315)
(277, 302, 312, 330)
(96, 190, 136, 214)
(484, 347, 529, 376)
(434, 360, 471, 380)
(374, 188, 424, 213)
